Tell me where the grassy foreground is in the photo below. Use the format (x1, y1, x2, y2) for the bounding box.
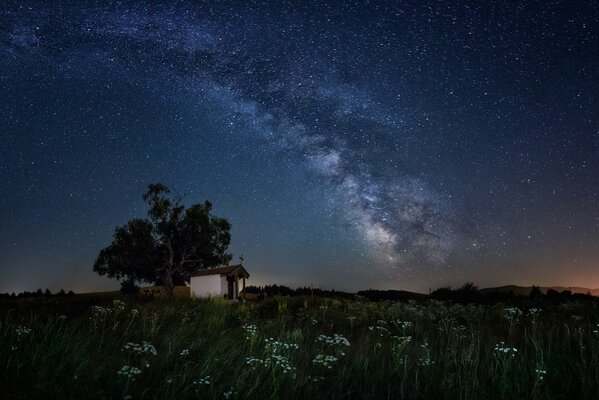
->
(2, 295, 599, 399)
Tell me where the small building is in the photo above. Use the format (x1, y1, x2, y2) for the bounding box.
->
(189, 264, 250, 300)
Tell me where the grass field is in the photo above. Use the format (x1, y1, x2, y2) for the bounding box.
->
(2, 294, 599, 399)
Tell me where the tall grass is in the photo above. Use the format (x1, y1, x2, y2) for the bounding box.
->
(2, 295, 599, 399)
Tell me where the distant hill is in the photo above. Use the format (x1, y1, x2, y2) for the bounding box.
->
(356, 289, 428, 301)
(479, 285, 599, 297)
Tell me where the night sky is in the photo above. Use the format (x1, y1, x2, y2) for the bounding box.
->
(1, 1, 598, 294)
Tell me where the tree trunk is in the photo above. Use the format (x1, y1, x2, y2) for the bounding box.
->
(163, 271, 174, 297)
(164, 240, 175, 297)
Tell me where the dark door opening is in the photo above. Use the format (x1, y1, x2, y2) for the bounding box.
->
(227, 277, 234, 299)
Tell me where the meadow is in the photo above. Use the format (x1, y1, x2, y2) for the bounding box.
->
(2, 294, 599, 399)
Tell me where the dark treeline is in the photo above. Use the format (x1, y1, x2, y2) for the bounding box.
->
(428, 283, 595, 305)
(0, 288, 75, 299)
(245, 283, 596, 305)
(244, 284, 354, 299)
(357, 289, 427, 301)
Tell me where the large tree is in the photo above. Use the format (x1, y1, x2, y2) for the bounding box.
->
(93, 183, 232, 296)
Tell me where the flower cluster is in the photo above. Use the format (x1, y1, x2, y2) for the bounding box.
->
(117, 365, 142, 380)
(264, 338, 299, 354)
(245, 355, 295, 375)
(368, 324, 390, 337)
(312, 333, 350, 370)
(245, 337, 298, 377)
(312, 354, 338, 369)
(503, 307, 522, 319)
(527, 308, 542, 317)
(15, 326, 32, 340)
(122, 341, 158, 356)
(58, 315, 67, 321)
(417, 357, 435, 366)
(245, 357, 268, 368)
(392, 320, 413, 331)
(91, 306, 110, 318)
(269, 354, 296, 374)
(180, 311, 191, 324)
(535, 368, 547, 381)
(242, 324, 257, 340)
(223, 388, 236, 399)
(130, 309, 140, 318)
(592, 323, 599, 336)
(180, 349, 190, 357)
(194, 376, 211, 385)
(391, 335, 412, 344)
(494, 342, 518, 357)
(451, 324, 468, 338)
(112, 299, 126, 311)
(90, 306, 111, 325)
(413, 340, 434, 365)
(315, 334, 350, 347)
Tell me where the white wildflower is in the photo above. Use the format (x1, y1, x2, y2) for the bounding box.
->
(117, 365, 142, 380)
(494, 341, 518, 357)
(392, 320, 413, 331)
(15, 326, 32, 340)
(315, 334, 350, 347)
(312, 354, 338, 369)
(122, 341, 157, 356)
(503, 307, 522, 319)
(264, 338, 299, 354)
(527, 308, 542, 317)
(417, 357, 435, 366)
(90, 305, 110, 322)
(535, 368, 547, 381)
(242, 324, 257, 340)
(112, 299, 126, 311)
(194, 376, 211, 385)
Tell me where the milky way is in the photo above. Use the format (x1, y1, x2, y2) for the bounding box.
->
(1, 2, 598, 292)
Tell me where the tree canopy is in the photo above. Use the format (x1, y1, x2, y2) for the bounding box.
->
(93, 183, 232, 295)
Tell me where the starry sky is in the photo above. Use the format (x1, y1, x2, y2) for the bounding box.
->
(1, 1, 598, 294)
